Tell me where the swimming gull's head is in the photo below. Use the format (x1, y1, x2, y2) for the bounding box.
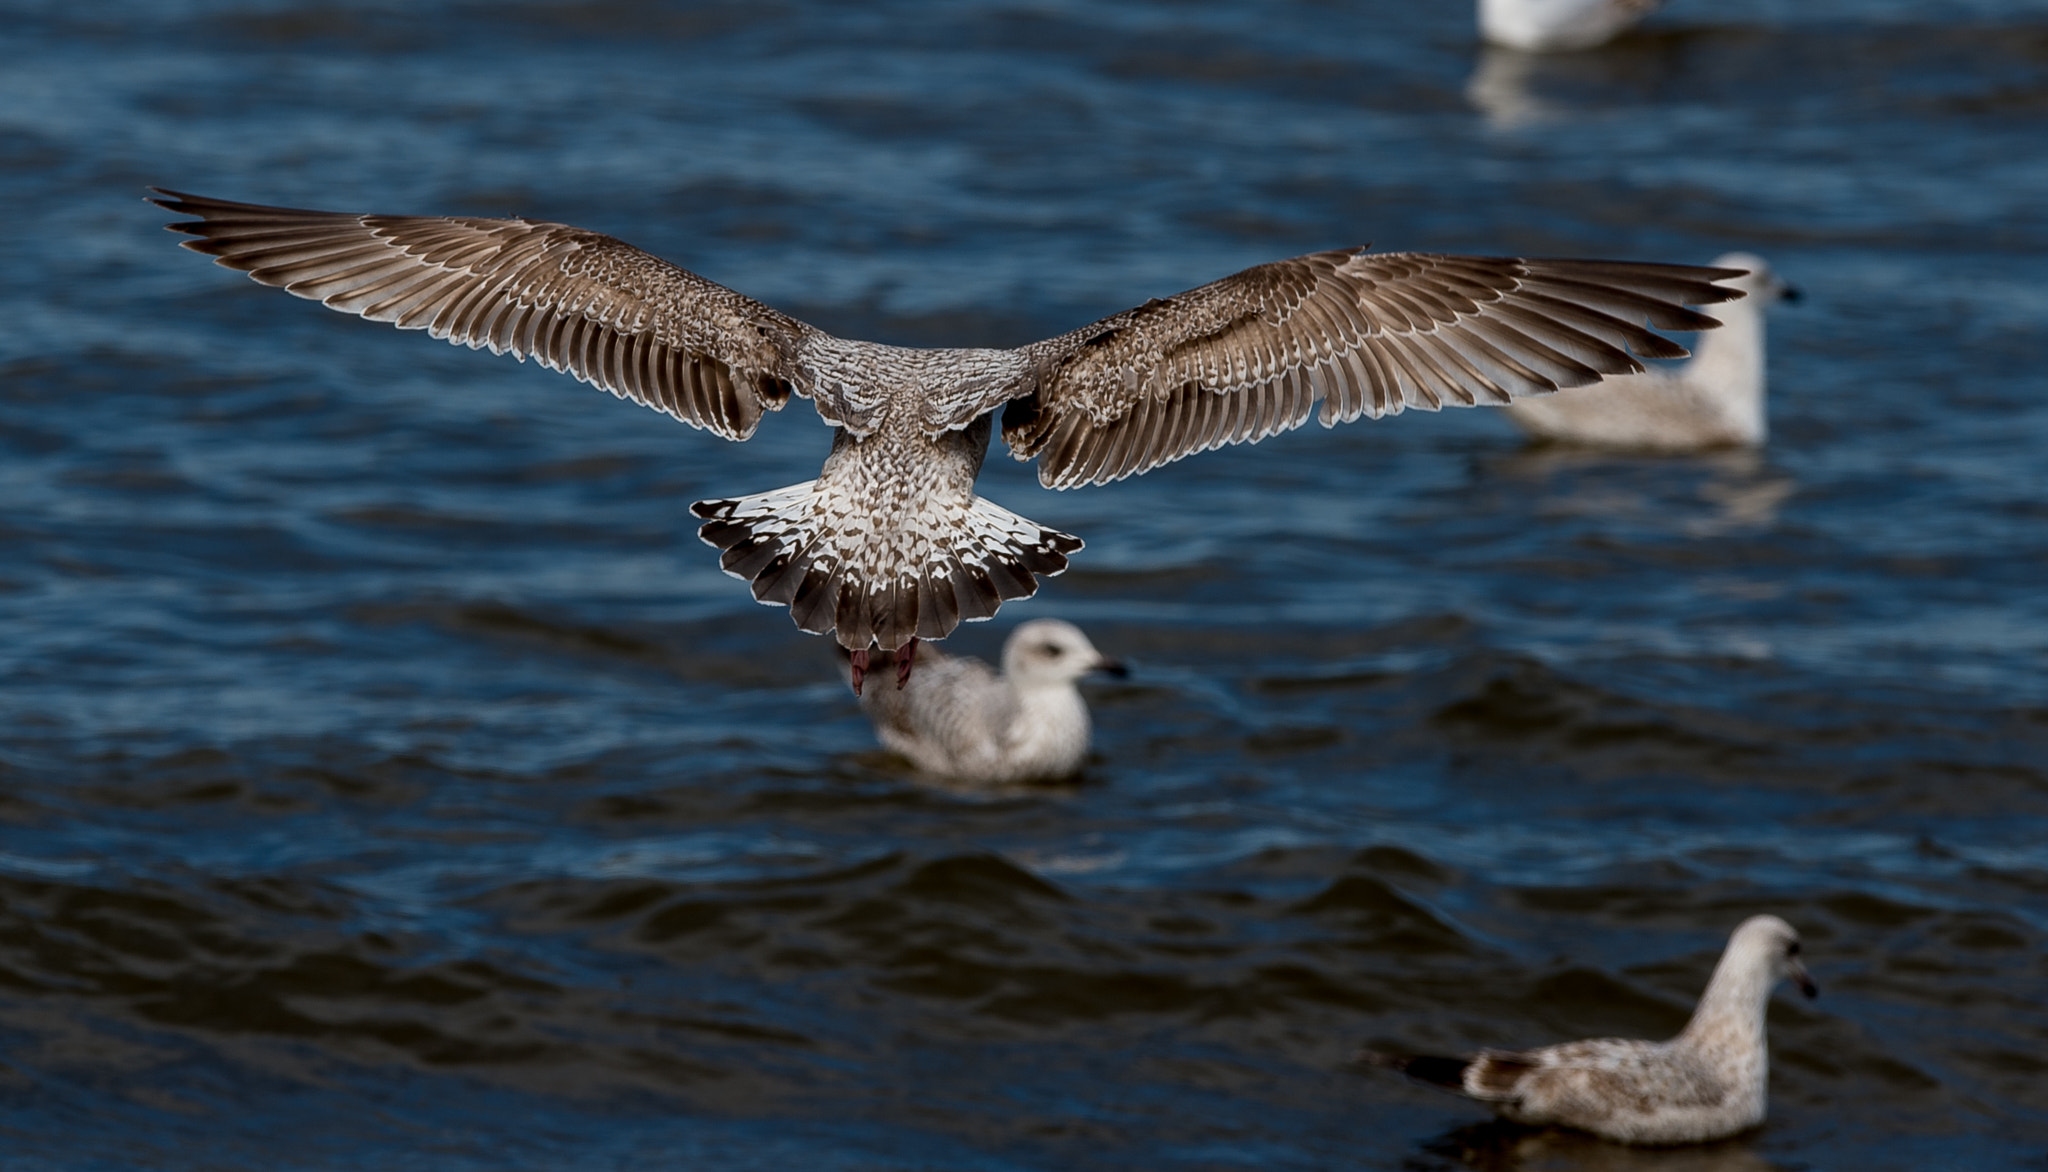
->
(1003, 618, 1127, 691)
(1725, 913, 1818, 1000)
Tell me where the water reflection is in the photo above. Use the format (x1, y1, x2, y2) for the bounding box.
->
(1470, 46, 1570, 128)
(1420, 1121, 1789, 1172)
(1477, 446, 1797, 537)
(1464, 32, 1709, 129)
(1465, 42, 1663, 128)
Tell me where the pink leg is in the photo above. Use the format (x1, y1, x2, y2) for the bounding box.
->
(896, 638, 919, 690)
(848, 648, 869, 697)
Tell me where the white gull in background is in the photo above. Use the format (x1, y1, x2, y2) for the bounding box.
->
(154, 190, 1740, 678)
(1480, 0, 1661, 52)
(846, 619, 1124, 784)
(1365, 915, 1818, 1146)
(1506, 254, 1796, 451)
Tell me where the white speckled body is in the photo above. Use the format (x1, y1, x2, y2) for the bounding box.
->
(1506, 254, 1789, 451)
(854, 619, 1116, 784)
(699, 341, 1083, 651)
(1380, 915, 1815, 1146)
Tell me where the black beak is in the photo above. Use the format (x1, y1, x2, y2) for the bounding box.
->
(1779, 283, 1803, 304)
(1791, 960, 1818, 1000)
(1094, 657, 1129, 679)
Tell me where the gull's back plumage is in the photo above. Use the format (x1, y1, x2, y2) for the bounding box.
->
(154, 189, 1743, 652)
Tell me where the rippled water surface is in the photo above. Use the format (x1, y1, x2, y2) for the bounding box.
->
(4, 1, 2048, 1168)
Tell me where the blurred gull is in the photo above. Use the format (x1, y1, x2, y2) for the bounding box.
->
(845, 619, 1124, 784)
(1506, 254, 1796, 451)
(153, 190, 1739, 681)
(1480, 0, 1661, 51)
(1365, 915, 1818, 1146)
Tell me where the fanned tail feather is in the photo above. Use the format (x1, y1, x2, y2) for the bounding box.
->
(693, 482, 1082, 650)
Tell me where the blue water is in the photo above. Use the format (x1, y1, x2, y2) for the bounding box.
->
(2, 1, 2046, 1168)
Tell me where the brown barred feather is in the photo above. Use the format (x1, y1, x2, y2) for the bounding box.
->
(157, 190, 1737, 649)
(151, 188, 812, 441)
(1006, 249, 1739, 488)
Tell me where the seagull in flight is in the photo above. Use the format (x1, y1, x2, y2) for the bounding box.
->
(152, 190, 1741, 686)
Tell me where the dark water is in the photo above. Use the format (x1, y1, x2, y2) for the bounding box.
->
(4, 1, 2048, 1167)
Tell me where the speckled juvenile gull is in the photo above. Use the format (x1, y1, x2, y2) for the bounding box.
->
(847, 619, 1123, 784)
(1365, 915, 1818, 1146)
(1506, 254, 1795, 451)
(152, 189, 1741, 659)
(1480, 0, 1661, 51)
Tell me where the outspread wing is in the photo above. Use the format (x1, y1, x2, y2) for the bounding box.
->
(1001, 249, 1745, 488)
(151, 189, 821, 440)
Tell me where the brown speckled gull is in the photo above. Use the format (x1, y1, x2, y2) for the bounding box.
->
(152, 189, 1743, 655)
(1365, 915, 1819, 1146)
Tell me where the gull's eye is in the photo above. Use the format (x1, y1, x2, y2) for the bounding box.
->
(1041, 643, 1063, 657)
(1786, 941, 1801, 957)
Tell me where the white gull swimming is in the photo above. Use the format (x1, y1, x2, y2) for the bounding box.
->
(1506, 254, 1795, 451)
(1366, 915, 1818, 1145)
(153, 190, 1741, 672)
(1480, 0, 1661, 52)
(847, 618, 1123, 784)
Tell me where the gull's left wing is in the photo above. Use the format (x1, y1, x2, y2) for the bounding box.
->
(990, 248, 1744, 488)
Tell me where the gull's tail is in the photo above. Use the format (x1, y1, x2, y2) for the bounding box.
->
(1360, 1051, 1474, 1090)
(1359, 1047, 1537, 1102)
(692, 481, 1081, 651)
